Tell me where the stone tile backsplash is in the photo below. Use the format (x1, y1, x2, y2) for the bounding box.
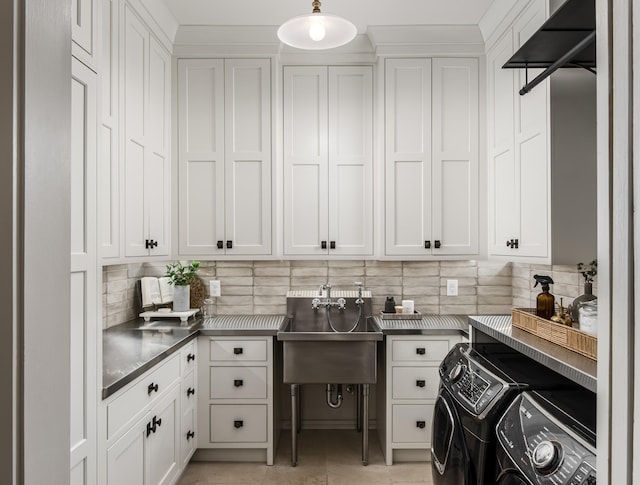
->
(102, 260, 595, 328)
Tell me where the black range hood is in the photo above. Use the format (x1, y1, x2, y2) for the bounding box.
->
(503, 0, 596, 95)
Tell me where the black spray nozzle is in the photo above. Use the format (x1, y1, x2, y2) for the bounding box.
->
(533, 274, 554, 290)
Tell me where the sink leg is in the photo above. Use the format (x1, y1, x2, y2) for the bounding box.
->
(291, 384, 298, 466)
(362, 384, 369, 466)
(356, 384, 362, 432)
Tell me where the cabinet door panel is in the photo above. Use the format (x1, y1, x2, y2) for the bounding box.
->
(107, 416, 148, 485)
(146, 151, 169, 256)
(431, 58, 478, 255)
(328, 66, 373, 255)
(147, 388, 179, 485)
(283, 67, 328, 255)
(124, 140, 147, 256)
(178, 59, 225, 255)
(490, 149, 517, 256)
(518, 133, 548, 257)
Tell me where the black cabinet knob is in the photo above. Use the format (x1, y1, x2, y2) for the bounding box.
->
(217, 240, 224, 249)
(416, 421, 426, 429)
(321, 241, 327, 249)
(424, 241, 431, 249)
(434, 240, 441, 249)
(233, 420, 244, 429)
(187, 387, 195, 397)
(186, 430, 195, 440)
(227, 240, 233, 249)
(187, 353, 195, 362)
(234, 379, 244, 387)
(416, 380, 426, 388)
(233, 347, 243, 355)
(416, 347, 426, 355)
(147, 382, 158, 395)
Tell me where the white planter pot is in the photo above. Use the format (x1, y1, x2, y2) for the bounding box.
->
(173, 285, 190, 312)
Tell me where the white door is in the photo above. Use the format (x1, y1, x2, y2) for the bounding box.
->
(283, 66, 329, 255)
(385, 58, 433, 256)
(147, 387, 180, 485)
(177, 59, 225, 256)
(431, 58, 479, 255)
(328, 66, 373, 256)
(224, 59, 272, 255)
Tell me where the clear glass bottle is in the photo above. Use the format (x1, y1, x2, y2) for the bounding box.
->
(578, 299, 597, 335)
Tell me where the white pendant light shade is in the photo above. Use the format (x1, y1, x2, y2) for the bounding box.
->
(278, 3, 357, 50)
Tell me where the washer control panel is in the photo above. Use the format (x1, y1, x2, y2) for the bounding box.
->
(439, 344, 508, 417)
(496, 392, 596, 484)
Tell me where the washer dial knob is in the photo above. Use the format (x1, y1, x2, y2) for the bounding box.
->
(532, 440, 562, 475)
(448, 363, 465, 382)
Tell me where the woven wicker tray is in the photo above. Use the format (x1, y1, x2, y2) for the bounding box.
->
(380, 311, 422, 320)
(511, 308, 597, 361)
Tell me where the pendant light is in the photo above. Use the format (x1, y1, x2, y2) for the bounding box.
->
(277, 1, 357, 50)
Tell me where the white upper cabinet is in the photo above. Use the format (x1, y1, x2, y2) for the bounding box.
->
(72, 0, 97, 68)
(177, 58, 272, 256)
(122, 5, 171, 258)
(385, 58, 479, 257)
(488, 0, 550, 260)
(283, 66, 373, 256)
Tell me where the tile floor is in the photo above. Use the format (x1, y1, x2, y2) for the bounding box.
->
(178, 429, 434, 485)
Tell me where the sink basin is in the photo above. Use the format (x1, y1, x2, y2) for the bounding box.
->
(277, 293, 382, 384)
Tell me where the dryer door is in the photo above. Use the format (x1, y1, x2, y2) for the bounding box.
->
(431, 392, 474, 484)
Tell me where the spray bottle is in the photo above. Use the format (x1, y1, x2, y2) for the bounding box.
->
(533, 274, 555, 320)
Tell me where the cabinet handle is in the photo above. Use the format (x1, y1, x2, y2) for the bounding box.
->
(146, 421, 154, 437)
(416, 380, 426, 388)
(153, 416, 162, 428)
(217, 240, 224, 249)
(227, 240, 233, 249)
(147, 382, 158, 394)
(187, 353, 195, 362)
(186, 430, 195, 440)
(416, 421, 426, 429)
(187, 387, 195, 397)
(506, 238, 519, 249)
(233, 347, 243, 355)
(513, 238, 519, 249)
(234, 379, 244, 387)
(330, 241, 336, 249)
(434, 240, 441, 249)
(416, 348, 426, 356)
(234, 420, 244, 429)
(145, 239, 158, 249)
(321, 241, 327, 249)
(424, 241, 431, 249)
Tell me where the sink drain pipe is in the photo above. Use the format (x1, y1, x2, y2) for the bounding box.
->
(326, 384, 343, 408)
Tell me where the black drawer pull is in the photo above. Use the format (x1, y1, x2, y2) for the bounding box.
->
(147, 382, 158, 394)
(233, 347, 243, 355)
(187, 353, 195, 362)
(234, 420, 244, 429)
(186, 430, 195, 440)
(217, 240, 224, 249)
(187, 387, 195, 397)
(416, 348, 426, 355)
(416, 380, 426, 388)
(424, 240, 431, 249)
(416, 421, 426, 429)
(234, 379, 244, 387)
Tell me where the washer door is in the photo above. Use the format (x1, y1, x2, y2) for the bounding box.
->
(431, 392, 473, 484)
(496, 470, 530, 485)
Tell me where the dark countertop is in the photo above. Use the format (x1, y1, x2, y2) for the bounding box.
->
(469, 315, 597, 393)
(375, 314, 469, 336)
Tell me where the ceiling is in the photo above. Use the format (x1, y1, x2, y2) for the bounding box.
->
(161, 0, 497, 33)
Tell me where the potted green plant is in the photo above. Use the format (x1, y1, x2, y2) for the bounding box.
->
(165, 261, 200, 312)
(571, 259, 597, 322)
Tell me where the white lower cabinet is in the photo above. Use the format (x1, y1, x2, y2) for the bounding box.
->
(197, 336, 279, 465)
(378, 334, 462, 465)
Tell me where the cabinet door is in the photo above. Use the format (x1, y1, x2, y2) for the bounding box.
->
(224, 59, 272, 255)
(488, 30, 517, 256)
(107, 414, 149, 485)
(513, 0, 549, 258)
(123, 6, 149, 257)
(283, 66, 329, 255)
(178, 59, 225, 255)
(431, 58, 479, 255)
(328, 66, 373, 255)
(385, 59, 432, 256)
(147, 386, 180, 485)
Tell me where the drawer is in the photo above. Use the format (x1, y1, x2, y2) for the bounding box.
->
(209, 339, 267, 362)
(107, 353, 180, 439)
(210, 366, 267, 400)
(181, 370, 196, 412)
(391, 339, 452, 363)
(392, 366, 440, 400)
(392, 404, 434, 444)
(181, 407, 196, 467)
(209, 404, 267, 443)
(180, 340, 197, 375)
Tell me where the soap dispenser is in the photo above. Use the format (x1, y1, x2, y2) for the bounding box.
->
(384, 296, 396, 313)
(533, 274, 555, 320)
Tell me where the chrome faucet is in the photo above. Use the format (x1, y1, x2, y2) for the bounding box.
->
(355, 281, 364, 305)
(312, 283, 346, 310)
